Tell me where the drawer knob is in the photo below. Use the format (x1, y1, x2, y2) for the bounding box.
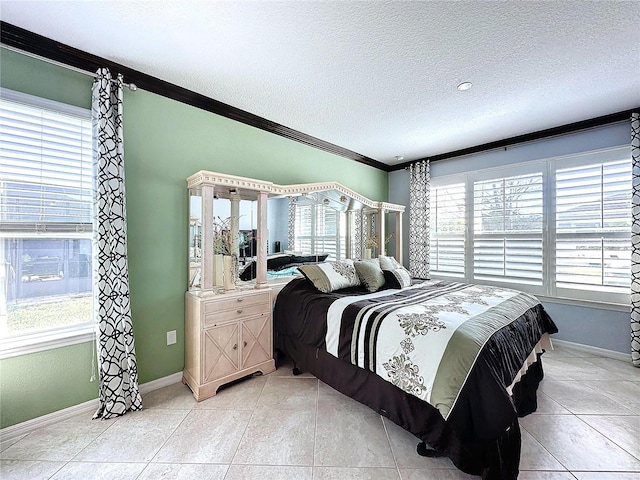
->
(233, 343, 238, 350)
(237, 309, 243, 314)
(237, 298, 244, 302)
(243, 341, 247, 347)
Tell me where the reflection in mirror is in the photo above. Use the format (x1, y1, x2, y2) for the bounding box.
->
(290, 191, 350, 261)
(189, 191, 202, 289)
(187, 170, 405, 291)
(267, 197, 289, 254)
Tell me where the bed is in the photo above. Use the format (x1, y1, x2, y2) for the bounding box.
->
(273, 263, 557, 480)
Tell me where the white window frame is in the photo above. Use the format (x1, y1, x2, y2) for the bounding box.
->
(0, 88, 95, 359)
(430, 145, 631, 309)
(294, 201, 346, 260)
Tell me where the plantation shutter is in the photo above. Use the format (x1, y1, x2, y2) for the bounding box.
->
(430, 182, 465, 277)
(473, 172, 544, 286)
(0, 94, 92, 233)
(295, 204, 313, 253)
(555, 159, 631, 294)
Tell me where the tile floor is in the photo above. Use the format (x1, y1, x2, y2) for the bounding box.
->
(1, 343, 639, 479)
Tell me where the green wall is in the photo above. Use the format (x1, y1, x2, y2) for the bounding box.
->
(0, 48, 388, 428)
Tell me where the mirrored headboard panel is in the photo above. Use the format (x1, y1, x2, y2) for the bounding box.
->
(187, 171, 405, 293)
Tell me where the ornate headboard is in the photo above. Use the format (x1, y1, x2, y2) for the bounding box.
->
(187, 171, 404, 292)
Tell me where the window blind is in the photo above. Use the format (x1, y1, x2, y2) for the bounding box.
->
(555, 160, 631, 292)
(473, 173, 544, 285)
(294, 204, 313, 253)
(430, 182, 465, 276)
(0, 98, 92, 233)
(294, 202, 346, 259)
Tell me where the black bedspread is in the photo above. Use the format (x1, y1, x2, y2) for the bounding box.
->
(274, 277, 558, 479)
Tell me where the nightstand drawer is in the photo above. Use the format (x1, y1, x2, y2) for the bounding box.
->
(204, 303, 269, 327)
(203, 291, 270, 314)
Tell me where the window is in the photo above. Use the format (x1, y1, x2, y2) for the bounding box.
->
(294, 199, 346, 260)
(554, 158, 631, 302)
(430, 146, 631, 306)
(430, 182, 465, 277)
(473, 172, 544, 286)
(0, 88, 94, 357)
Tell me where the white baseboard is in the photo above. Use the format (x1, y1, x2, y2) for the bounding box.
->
(552, 339, 631, 362)
(0, 371, 183, 443)
(138, 371, 183, 396)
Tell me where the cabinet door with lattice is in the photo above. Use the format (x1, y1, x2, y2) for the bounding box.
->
(203, 322, 240, 383)
(241, 315, 271, 369)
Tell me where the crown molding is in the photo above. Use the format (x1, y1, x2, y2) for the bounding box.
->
(0, 21, 390, 172)
(391, 109, 639, 171)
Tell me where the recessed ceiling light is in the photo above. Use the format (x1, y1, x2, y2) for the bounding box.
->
(395, 155, 404, 162)
(457, 81, 473, 91)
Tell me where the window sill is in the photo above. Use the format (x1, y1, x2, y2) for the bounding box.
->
(0, 324, 95, 360)
(536, 295, 630, 313)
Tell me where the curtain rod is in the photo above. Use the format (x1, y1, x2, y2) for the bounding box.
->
(1, 44, 137, 91)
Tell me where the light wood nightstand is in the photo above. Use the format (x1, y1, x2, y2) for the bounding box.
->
(183, 288, 276, 401)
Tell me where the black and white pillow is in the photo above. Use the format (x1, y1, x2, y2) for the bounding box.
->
(383, 268, 412, 289)
(298, 259, 360, 293)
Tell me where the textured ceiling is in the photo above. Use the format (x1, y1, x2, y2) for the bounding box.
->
(1, 1, 639, 166)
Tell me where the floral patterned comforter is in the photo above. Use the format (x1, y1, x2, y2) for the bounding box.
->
(324, 280, 544, 419)
(276, 277, 556, 425)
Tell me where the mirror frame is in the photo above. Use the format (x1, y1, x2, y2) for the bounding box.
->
(187, 171, 405, 291)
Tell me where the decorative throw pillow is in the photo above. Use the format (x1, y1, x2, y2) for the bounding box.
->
(378, 254, 417, 278)
(354, 260, 386, 293)
(383, 268, 412, 289)
(378, 255, 403, 271)
(298, 260, 361, 293)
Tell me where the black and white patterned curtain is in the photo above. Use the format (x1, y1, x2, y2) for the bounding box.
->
(92, 68, 143, 418)
(631, 112, 640, 367)
(353, 210, 362, 259)
(288, 197, 296, 251)
(409, 160, 430, 279)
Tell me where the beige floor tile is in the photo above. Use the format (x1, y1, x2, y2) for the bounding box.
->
(572, 473, 640, 480)
(315, 403, 395, 468)
(578, 415, 640, 459)
(0, 459, 65, 480)
(194, 375, 267, 410)
(398, 468, 478, 479)
(382, 417, 458, 469)
(579, 381, 640, 412)
(517, 472, 577, 479)
(520, 414, 640, 471)
(49, 461, 147, 480)
(257, 377, 318, 410)
(314, 466, 400, 480)
(225, 465, 313, 480)
(233, 407, 316, 466)
(317, 381, 374, 412)
(153, 409, 251, 463)
(539, 358, 581, 380)
(0, 435, 26, 453)
(542, 357, 622, 381)
(519, 428, 566, 471)
(581, 358, 640, 381)
(4, 340, 638, 480)
(137, 463, 228, 479)
(73, 409, 188, 463)
(142, 382, 197, 409)
(0, 414, 116, 461)
(532, 392, 571, 415)
(539, 380, 634, 415)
